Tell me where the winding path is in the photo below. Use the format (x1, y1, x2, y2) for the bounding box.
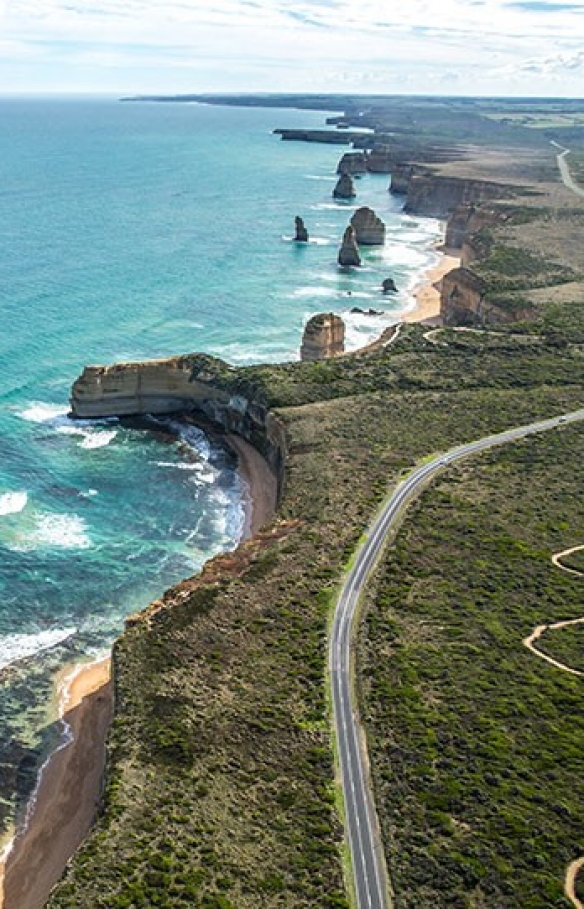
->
(330, 407, 584, 909)
(523, 544, 584, 907)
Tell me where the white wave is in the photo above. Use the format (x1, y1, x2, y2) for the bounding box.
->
(0, 627, 77, 672)
(308, 237, 334, 246)
(292, 286, 335, 298)
(0, 491, 28, 516)
(304, 174, 336, 181)
(12, 513, 92, 552)
(78, 430, 117, 450)
(18, 403, 69, 424)
(155, 460, 204, 471)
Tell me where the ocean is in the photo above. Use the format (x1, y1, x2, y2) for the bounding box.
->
(0, 96, 442, 841)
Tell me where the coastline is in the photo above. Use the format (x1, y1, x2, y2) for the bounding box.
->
(402, 250, 460, 325)
(0, 434, 276, 909)
(1, 658, 112, 909)
(0, 172, 452, 909)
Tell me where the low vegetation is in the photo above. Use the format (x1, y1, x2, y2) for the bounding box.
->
(359, 426, 584, 908)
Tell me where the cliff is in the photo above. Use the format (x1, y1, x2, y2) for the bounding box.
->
(404, 175, 511, 218)
(440, 267, 534, 326)
(300, 312, 345, 360)
(70, 355, 286, 496)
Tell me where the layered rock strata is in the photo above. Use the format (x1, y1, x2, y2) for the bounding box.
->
(404, 175, 510, 218)
(333, 174, 356, 199)
(337, 226, 361, 267)
(300, 313, 345, 361)
(350, 207, 386, 245)
(440, 267, 534, 326)
(70, 355, 287, 497)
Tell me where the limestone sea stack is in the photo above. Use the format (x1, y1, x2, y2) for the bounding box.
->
(333, 174, 356, 199)
(350, 207, 386, 245)
(336, 152, 368, 175)
(300, 313, 345, 361)
(337, 226, 361, 267)
(294, 216, 309, 242)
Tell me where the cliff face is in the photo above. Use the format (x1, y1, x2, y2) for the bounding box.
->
(404, 175, 510, 218)
(70, 356, 287, 495)
(300, 313, 345, 361)
(440, 268, 534, 326)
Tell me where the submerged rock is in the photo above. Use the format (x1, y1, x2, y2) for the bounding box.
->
(350, 207, 386, 246)
(294, 215, 309, 242)
(338, 226, 361, 268)
(300, 313, 345, 361)
(350, 307, 382, 315)
(333, 174, 356, 199)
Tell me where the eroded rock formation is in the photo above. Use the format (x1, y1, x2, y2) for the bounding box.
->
(337, 152, 368, 175)
(294, 216, 309, 242)
(70, 354, 287, 495)
(440, 268, 534, 326)
(338, 226, 361, 267)
(350, 207, 386, 245)
(300, 313, 345, 361)
(404, 175, 510, 218)
(333, 174, 356, 199)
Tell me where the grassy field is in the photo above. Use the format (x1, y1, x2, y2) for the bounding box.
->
(359, 425, 584, 908)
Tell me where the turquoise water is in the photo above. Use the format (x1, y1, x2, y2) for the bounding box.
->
(0, 97, 441, 833)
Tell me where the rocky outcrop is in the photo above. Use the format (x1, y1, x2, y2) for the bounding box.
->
(300, 313, 345, 361)
(337, 152, 368, 175)
(333, 174, 356, 199)
(273, 128, 362, 144)
(440, 268, 535, 326)
(350, 207, 386, 245)
(382, 278, 398, 293)
(70, 355, 287, 498)
(366, 145, 393, 173)
(389, 163, 427, 195)
(294, 216, 309, 242)
(338, 226, 361, 267)
(404, 175, 510, 219)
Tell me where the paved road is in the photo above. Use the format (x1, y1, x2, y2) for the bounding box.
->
(551, 141, 584, 199)
(330, 407, 584, 909)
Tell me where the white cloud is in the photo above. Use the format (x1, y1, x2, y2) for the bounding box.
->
(1, 0, 584, 94)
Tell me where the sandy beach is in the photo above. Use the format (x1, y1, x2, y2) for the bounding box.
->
(403, 251, 460, 324)
(1, 659, 112, 909)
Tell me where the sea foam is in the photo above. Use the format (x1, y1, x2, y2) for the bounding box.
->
(0, 627, 76, 672)
(0, 491, 28, 516)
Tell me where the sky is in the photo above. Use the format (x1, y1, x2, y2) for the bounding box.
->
(1, 0, 584, 97)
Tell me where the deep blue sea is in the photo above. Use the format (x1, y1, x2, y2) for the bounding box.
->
(0, 96, 441, 839)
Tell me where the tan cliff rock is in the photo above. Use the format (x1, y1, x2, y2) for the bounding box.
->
(440, 267, 535, 326)
(350, 207, 386, 245)
(300, 313, 345, 361)
(404, 174, 511, 218)
(70, 355, 287, 492)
